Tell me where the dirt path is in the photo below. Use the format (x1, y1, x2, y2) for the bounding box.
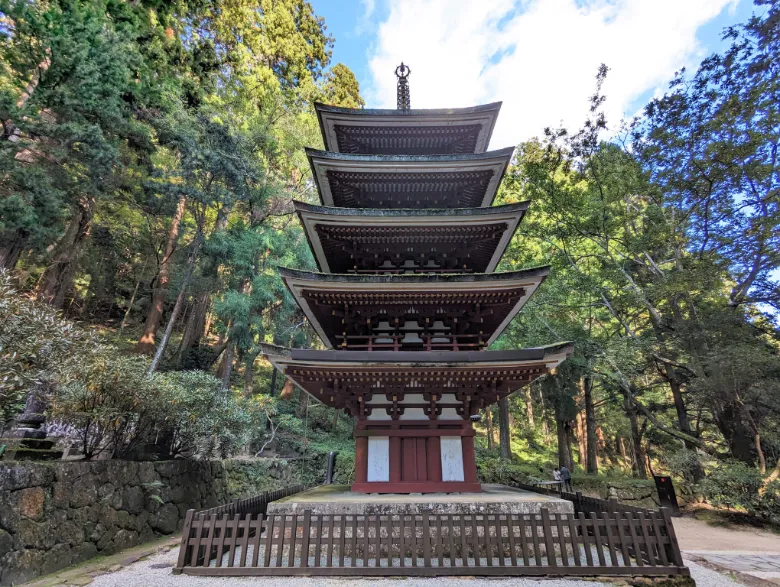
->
(674, 516, 780, 553)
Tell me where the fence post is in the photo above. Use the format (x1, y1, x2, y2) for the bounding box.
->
(608, 498, 618, 514)
(660, 507, 685, 568)
(174, 509, 196, 573)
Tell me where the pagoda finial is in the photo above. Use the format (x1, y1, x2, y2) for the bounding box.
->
(395, 62, 411, 110)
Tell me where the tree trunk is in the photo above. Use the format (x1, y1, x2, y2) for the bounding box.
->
(575, 410, 587, 469)
(220, 342, 234, 391)
(243, 353, 256, 398)
(666, 369, 703, 480)
(37, 201, 93, 308)
(556, 419, 573, 470)
(618, 436, 628, 460)
(715, 402, 756, 465)
(147, 235, 201, 376)
(524, 387, 535, 426)
(756, 434, 767, 475)
(668, 372, 695, 446)
(0, 230, 27, 270)
(625, 395, 647, 478)
(177, 290, 210, 364)
(269, 368, 278, 396)
(298, 389, 309, 417)
(566, 425, 576, 471)
(584, 376, 598, 474)
(498, 397, 512, 459)
(485, 407, 494, 450)
(136, 195, 186, 353)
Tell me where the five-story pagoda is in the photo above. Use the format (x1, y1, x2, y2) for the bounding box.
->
(263, 64, 572, 494)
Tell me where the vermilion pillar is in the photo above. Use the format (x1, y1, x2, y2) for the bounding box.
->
(427, 436, 442, 482)
(389, 436, 401, 483)
(355, 436, 368, 484)
(461, 432, 478, 484)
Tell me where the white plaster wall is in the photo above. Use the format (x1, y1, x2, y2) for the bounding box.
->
(367, 437, 390, 482)
(398, 408, 426, 420)
(440, 436, 465, 482)
(440, 408, 460, 419)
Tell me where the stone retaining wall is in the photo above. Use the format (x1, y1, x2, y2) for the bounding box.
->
(0, 459, 304, 585)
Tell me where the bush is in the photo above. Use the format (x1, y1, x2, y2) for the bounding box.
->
(157, 370, 254, 458)
(476, 455, 535, 485)
(0, 271, 98, 428)
(1, 270, 258, 460)
(53, 352, 257, 459)
(53, 349, 159, 458)
(698, 461, 763, 511)
(698, 460, 780, 524)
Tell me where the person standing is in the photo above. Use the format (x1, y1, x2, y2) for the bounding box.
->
(559, 465, 572, 492)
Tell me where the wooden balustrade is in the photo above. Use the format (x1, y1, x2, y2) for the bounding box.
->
(175, 507, 687, 577)
(334, 332, 486, 351)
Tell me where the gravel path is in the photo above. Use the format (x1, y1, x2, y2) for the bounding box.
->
(674, 516, 780, 552)
(82, 547, 745, 587)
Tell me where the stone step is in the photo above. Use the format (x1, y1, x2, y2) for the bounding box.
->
(21, 438, 56, 450)
(0, 437, 56, 450)
(1, 447, 64, 461)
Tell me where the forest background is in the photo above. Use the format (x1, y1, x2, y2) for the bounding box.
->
(1, 0, 778, 524)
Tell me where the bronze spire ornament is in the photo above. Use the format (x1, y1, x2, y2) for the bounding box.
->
(395, 62, 410, 110)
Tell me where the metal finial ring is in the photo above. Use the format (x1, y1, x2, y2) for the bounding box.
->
(395, 63, 411, 79)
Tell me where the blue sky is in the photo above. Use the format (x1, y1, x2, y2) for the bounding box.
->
(312, 0, 759, 148)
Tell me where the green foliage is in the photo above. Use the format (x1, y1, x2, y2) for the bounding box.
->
(493, 3, 780, 487)
(322, 63, 365, 108)
(0, 269, 258, 458)
(698, 461, 764, 511)
(476, 454, 536, 486)
(0, 270, 96, 428)
(53, 351, 256, 459)
(697, 460, 780, 525)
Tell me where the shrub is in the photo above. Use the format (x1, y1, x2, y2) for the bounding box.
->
(755, 480, 780, 526)
(476, 454, 535, 485)
(698, 460, 780, 524)
(697, 460, 764, 511)
(53, 349, 159, 458)
(0, 271, 98, 429)
(157, 370, 253, 458)
(1, 270, 258, 460)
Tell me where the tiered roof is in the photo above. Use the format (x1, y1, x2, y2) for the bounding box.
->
(307, 148, 513, 209)
(265, 84, 572, 415)
(315, 102, 501, 155)
(279, 267, 548, 351)
(262, 343, 572, 420)
(294, 201, 529, 274)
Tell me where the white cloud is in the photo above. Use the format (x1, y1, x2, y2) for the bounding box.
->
(355, 0, 377, 35)
(366, 0, 736, 149)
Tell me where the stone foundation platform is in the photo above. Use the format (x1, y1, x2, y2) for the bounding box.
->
(267, 483, 574, 516)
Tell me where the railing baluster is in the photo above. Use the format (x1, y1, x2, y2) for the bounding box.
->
(541, 509, 556, 568)
(326, 514, 335, 567)
(649, 511, 668, 565)
(589, 512, 606, 566)
(175, 485, 690, 577)
(301, 511, 311, 568)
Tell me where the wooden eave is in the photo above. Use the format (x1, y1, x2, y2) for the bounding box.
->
(278, 267, 549, 350)
(306, 148, 514, 209)
(293, 200, 530, 274)
(314, 102, 502, 155)
(261, 343, 573, 416)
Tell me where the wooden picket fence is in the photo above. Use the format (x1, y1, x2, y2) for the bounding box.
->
(174, 507, 688, 577)
(514, 481, 657, 516)
(194, 484, 306, 520)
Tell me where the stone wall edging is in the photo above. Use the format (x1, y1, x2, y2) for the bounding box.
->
(0, 459, 301, 586)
